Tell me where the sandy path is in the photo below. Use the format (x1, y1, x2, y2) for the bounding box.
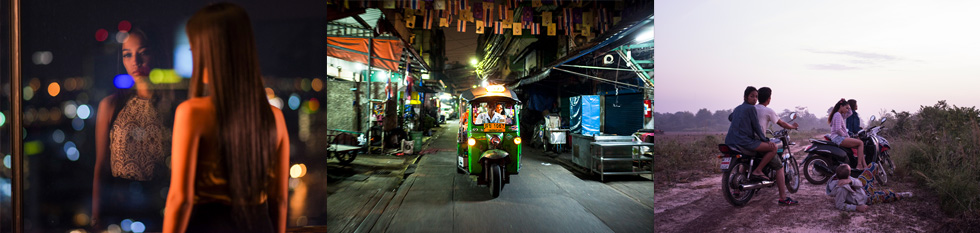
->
(654, 152, 947, 232)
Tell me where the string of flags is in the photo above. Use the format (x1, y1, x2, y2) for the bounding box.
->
(331, 0, 628, 38)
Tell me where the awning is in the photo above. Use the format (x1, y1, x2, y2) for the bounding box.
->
(327, 37, 404, 71)
(514, 13, 654, 88)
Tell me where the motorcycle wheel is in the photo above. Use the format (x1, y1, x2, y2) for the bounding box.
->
(785, 156, 801, 193)
(489, 163, 503, 198)
(874, 162, 888, 186)
(880, 151, 896, 175)
(721, 162, 755, 206)
(803, 155, 833, 185)
(337, 151, 357, 165)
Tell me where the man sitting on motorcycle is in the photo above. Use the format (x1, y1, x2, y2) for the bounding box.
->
(756, 87, 799, 132)
(725, 86, 798, 206)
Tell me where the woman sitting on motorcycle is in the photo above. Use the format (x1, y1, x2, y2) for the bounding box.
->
(828, 98, 867, 170)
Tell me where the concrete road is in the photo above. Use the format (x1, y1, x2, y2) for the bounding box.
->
(353, 122, 653, 233)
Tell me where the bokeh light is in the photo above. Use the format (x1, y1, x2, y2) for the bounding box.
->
(265, 87, 275, 99)
(114, 74, 134, 89)
(288, 94, 300, 110)
(38, 108, 49, 122)
(107, 224, 122, 233)
(0, 112, 5, 127)
(74, 212, 90, 227)
(77, 104, 92, 119)
(64, 141, 76, 154)
(49, 107, 62, 122)
(29, 78, 40, 91)
(32, 51, 53, 65)
(311, 78, 324, 92)
(64, 78, 77, 91)
(305, 98, 320, 113)
(24, 108, 35, 124)
(290, 164, 307, 178)
(149, 69, 182, 84)
(65, 141, 79, 161)
(3, 155, 10, 169)
(72, 118, 85, 131)
(269, 97, 284, 110)
(52, 129, 65, 143)
(95, 29, 109, 42)
(116, 31, 130, 44)
(64, 101, 78, 119)
(48, 82, 61, 97)
(121, 219, 133, 232)
(118, 20, 132, 32)
(1, 181, 10, 197)
(24, 140, 43, 156)
(23, 86, 34, 101)
(174, 44, 193, 78)
(131, 221, 146, 233)
(301, 78, 311, 92)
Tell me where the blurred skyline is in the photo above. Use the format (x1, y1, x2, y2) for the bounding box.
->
(654, 0, 980, 115)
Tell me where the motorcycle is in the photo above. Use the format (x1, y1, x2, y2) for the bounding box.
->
(802, 115, 893, 185)
(719, 113, 801, 206)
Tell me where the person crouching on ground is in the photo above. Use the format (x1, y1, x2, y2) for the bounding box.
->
(826, 163, 911, 212)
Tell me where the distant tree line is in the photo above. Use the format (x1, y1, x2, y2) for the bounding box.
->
(654, 106, 831, 132)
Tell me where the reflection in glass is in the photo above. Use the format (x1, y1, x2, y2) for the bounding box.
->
(92, 27, 174, 232)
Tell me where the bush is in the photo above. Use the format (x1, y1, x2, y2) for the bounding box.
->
(654, 135, 722, 186)
(895, 101, 980, 215)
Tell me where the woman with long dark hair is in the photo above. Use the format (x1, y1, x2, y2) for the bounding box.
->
(164, 3, 289, 233)
(827, 98, 867, 170)
(92, 27, 174, 231)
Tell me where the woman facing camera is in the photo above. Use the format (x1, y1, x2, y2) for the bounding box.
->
(164, 3, 290, 233)
(92, 27, 174, 232)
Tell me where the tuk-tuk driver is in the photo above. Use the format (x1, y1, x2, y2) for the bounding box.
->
(476, 104, 507, 124)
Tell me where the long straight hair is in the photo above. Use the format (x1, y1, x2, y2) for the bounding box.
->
(186, 3, 277, 230)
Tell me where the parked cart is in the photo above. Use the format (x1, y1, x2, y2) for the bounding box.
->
(325, 129, 366, 165)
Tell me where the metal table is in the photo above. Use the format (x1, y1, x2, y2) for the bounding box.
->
(589, 141, 654, 182)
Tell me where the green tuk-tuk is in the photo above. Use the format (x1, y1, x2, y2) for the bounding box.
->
(456, 85, 522, 198)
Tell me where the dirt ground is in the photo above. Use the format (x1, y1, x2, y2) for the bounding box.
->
(654, 132, 954, 233)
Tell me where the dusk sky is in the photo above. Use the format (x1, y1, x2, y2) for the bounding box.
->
(654, 1, 980, 116)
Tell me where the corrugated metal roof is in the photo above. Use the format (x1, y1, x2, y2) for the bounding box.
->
(331, 8, 383, 29)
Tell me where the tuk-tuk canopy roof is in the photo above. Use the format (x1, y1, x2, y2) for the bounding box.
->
(460, 85, 520, 103)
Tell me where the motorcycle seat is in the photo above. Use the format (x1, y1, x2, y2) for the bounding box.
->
(809, 139, 835, 146)
(728, 144, 759, 156)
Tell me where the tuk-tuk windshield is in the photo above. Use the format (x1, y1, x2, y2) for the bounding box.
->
(472, 102, 516, 126)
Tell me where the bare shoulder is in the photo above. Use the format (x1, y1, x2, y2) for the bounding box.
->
(175, 97, 214, 128)
(269, 105, 287, 130)
(269, 105, 285, 120)
(269, 105, 289, 144)
(177, 97, 213, 112)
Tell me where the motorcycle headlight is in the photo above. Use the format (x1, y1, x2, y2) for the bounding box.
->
(514, 137, 522, 145)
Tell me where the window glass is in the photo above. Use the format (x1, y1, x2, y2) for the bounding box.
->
(472, 101, 516, 126)
(6, 1, 327, 232)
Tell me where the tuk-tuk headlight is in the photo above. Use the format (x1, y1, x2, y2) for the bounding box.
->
(514, 137, 522, 145)
(468, 138, 476, 146)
